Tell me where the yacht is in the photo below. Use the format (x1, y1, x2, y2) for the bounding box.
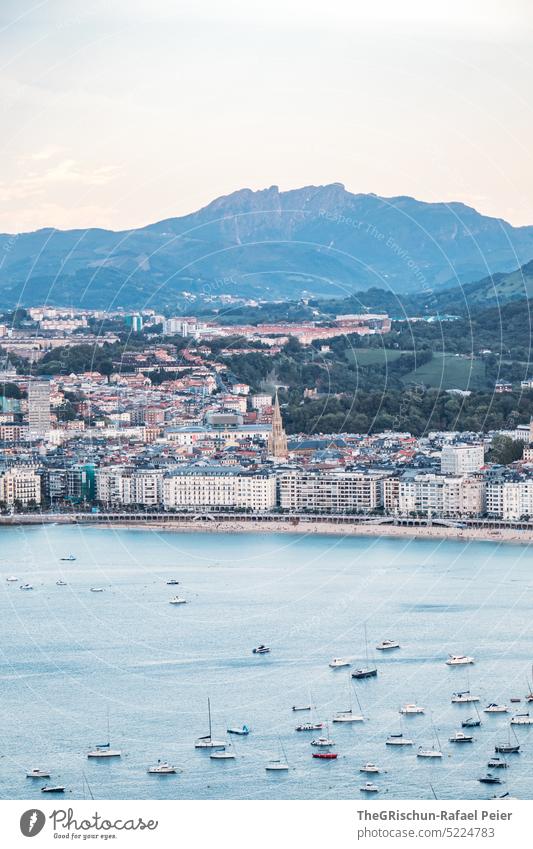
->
(90, 587, 104, 593)
(61, 555, 76, 562)
(487, 757, 508, 769)
(386, 733, 413, 746)
(329, 658, 350, 668)
(446, 654, 474, 666)
(484, 704, 509, 714)
(166, 579, 180, 585)
(265, 759, 289, 771)
(360, 782, 379, 792)
(19, 583, 33, 590)
(462, 716, 481, 727)
(26, 768, 51, 778)
(56, 580, 67, 586)
(292, 705, 312, 712)
(451, 690, 480, 704)
(147, 761, 177, 774)
(41, 785, 65, 793)
(332, 709, 364, 723)
(511, 712, 533, 725)
(352, 666, 377, 680)
(479, 773, 502, 785)
(449, 731, 473, 743)
(295, 722, 323, 732)
(195, 698, 227, 749)
(210, 747, 236, 760)
(311, 736, 335, 747)
(312, 752, 338, 760)
(6, 576, 18, 582)
(252, 645, 270, 654)
(168, 596, 187, 605)
(360, 763, 380, 774)
(376, 639, 400, 651)
(400, 703, 425, 715)
(87, 743, 121, 758)
(417, 747, 442, 758)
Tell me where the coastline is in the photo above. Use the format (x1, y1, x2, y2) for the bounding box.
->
(104, 519, 533, 544)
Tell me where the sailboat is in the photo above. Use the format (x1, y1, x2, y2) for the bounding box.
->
(210, 741, 236, 760)
(462, 703, 482, 728)
(333, 673, 364, 723)
(525, 665, 533, 702)
(495, 726, 521, 754)
(87, 710, 121, 758)
(265, 738, 289, 771)
(352, 625, 377, 680)
(194, 699, 227, 749)
(417, 715, 443, 758)
(510, 712, 533, 725)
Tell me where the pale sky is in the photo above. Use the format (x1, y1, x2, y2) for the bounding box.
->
(1, 0, 532, 232)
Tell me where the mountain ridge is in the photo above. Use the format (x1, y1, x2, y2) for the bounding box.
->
(1, 184, 532, 309)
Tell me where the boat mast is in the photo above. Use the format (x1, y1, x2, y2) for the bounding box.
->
(208, 698, 212, 740)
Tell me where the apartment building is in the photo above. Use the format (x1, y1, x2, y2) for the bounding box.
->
(440, 443, 484, 475)
(95, 467, 164, 506)
(398, 473, 485, 517)
(162, 466, 276, 511)
(278, 470, 385, 513)
(0, 467, 41, 505)
(486, 479, 533, 521)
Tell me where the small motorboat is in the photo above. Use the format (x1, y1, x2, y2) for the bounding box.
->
(479, 773, 502, 785)
(19, 583, 33, 590)
(252, 645, 270, 654)
(511, 713, 533, 725)
(166, 579, 180, 585)
(451, 691, 480, 704)
(510, 698, 521, 703)
(311, 736, 335, 747)
(400, 703, 425, 715)
(292, 705, 312, 712)
(484, 704, 509, 714)
(312, 752, 338, 760)
(6, 576, 18, 582)
(296, 723, 323, 732)
(417, 747, 442, 759)
(169, 596, 187, 604)
(446, 654, 474, 666)
(352, 666, 377, 680)
(147, 761, 177, 774)
(61, 555, 76, 562)
(26, 768, 51, 778)
(487, 757, 508, 769)
(227, 725, 250, 736)
(90, 587, 104, 593)
(329, 658, 350, 668)
(449, 732, 473, 743)
(41, 785, 65, 793)
(332, 710, 364, 723)
(265, 759, 289, 771)
(386, 734, 413, 746)
(56, 580, 67, 586)
(360, 782, 379, 792)
(360, 763, 380, 774)
(376, 639, 400, 651)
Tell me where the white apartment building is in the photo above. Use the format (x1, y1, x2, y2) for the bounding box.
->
(163, 467, 276, 511)
(95, 467, 164, 506)
(165, 424, 271, 446)
(486, 480, 533, 521)
(440, 443, 484, 475)
(251, 394, 272, 410)
(0, 467, 41, 505)
(28, 379, 51, 438)
(278, 470, 385, 513)
(398, 473, 485, 517)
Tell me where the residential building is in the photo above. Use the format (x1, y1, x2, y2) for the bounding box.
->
(440, 443, 484, 475)
(163, 466, 276, 511)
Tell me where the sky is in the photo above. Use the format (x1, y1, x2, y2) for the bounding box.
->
(0, 0, 532, 233)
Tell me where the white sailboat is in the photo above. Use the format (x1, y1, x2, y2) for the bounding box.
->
(332, 674, 364, 723)
(210, 742, 236, 760)
(417, 715, 443, 758)
(511, 712, 533, 725)
(265, 738, 290, 771)
(87, 710, 121, 758)
(194, 699, 227, 749)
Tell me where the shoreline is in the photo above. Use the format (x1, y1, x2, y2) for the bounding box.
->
(2, 515, 532, 545)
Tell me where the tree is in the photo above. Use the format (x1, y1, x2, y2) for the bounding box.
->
(488, 435, 524, 465)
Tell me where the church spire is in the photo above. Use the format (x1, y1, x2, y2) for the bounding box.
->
(268, 390, 288, 458)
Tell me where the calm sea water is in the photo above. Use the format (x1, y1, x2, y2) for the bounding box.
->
(1, 524, 532, 801)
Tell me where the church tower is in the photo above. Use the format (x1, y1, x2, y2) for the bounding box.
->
(268, 391, 288, 458)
